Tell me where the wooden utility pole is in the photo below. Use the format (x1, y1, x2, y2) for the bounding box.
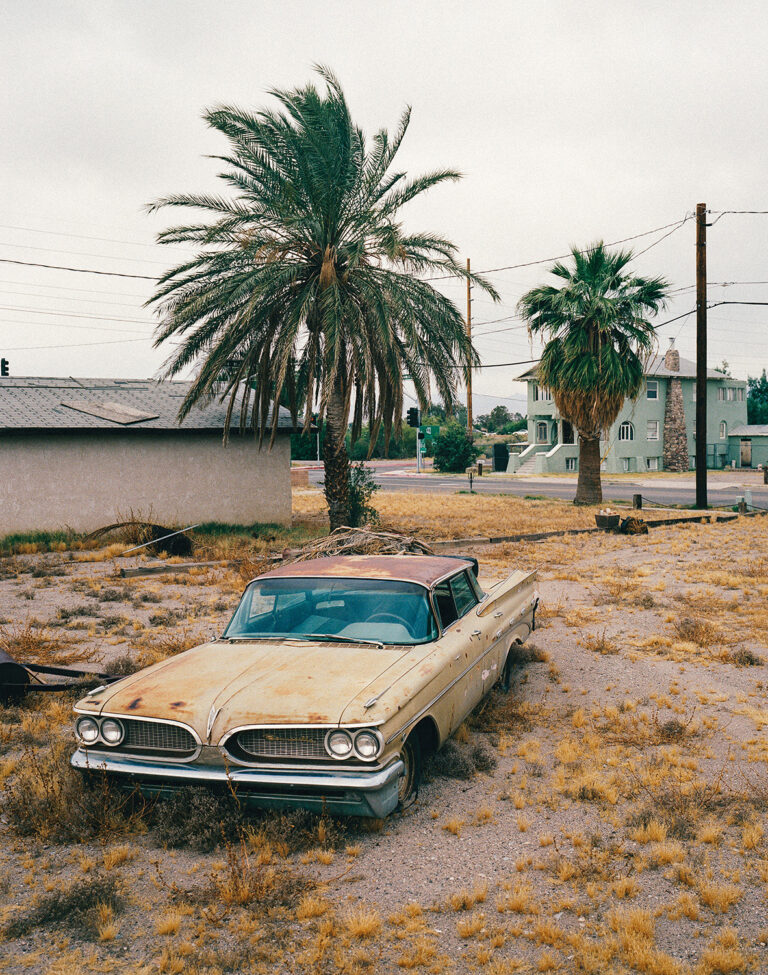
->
(466, 257, 473, 439)
(695, 203, 708, 509)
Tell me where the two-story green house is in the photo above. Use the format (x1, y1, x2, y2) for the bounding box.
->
(511, 342, 750, 475)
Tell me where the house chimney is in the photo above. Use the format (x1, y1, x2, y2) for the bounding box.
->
(664, 337, 680, 372)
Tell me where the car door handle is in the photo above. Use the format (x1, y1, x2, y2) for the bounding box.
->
(493, 611, 503, 618)
(471, 629, 482, 638)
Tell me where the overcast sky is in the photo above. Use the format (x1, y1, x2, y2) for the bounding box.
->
(2, 0, 767, 412)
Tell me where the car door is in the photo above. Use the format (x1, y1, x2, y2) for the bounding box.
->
(432, 569, 488, 734)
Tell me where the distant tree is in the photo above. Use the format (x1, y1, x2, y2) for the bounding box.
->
(747, 370, 768, 424)
(715, 360, 732, 377)
(433, 422, 481, 472)
(518, 242, 669, 504)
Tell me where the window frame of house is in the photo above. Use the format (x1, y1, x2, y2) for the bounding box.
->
(646, 457, 659, 472)
(618, 421, 635, 442)
(720, 420, 727, 439)
(646, 380, 658, 400)
(737, 387, 745, 401)
(533, 384, 552, 402)
(727, 387, 735, 401)
(565, 457, 577, 472)
(646, 420, 660, 441)
(692, 385, 696, 402)
(718, 387, 725, 401)
(622, 457, 632, 473)
(536, 421, 549, 444)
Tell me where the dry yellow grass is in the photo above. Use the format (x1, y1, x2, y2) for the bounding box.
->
(292, 489, 598, 539)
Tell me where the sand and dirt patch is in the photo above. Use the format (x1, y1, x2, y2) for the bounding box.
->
(1, 504, 767, 973)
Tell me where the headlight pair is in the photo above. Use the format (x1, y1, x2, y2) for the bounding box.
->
(75, 716, 124, 746)
(325, 728, 381, 762)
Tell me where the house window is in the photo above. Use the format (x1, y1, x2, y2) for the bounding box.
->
(647, 420, 659, 441)
(536, 421, 549, 444)
(737, 387, 745, 401)
(618, 421, 634, 442)
(646, 457, 659, 472)
(720, 420, 727, 439)
(622, 458, 632, 473)
(727, 387, 736, 401)
(533, 384, 552, 402)
(565, 457, 577, 472)
(718, 387, 725, 401)
(692, 385, 696, 402)
(646, 380, 658, 400)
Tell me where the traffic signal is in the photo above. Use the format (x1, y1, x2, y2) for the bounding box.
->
(406, 407, 420, 428)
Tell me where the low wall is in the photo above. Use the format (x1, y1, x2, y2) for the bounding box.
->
(0, 431, 292, 534)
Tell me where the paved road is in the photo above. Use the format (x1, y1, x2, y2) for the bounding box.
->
(306, 467, 768, 509)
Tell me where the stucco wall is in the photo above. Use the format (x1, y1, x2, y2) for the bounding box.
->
(0, 431, 291, 534)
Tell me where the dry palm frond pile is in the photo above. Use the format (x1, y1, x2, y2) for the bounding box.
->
(285, 526, 435, 563)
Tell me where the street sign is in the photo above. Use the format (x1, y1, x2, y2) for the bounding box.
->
(420, 425, 440, 438)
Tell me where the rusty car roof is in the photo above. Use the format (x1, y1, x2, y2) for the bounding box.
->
(258, 555, 472, 587)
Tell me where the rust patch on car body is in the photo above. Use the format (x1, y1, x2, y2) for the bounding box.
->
(127, 696, 142, 710)
(260, 555, 473, 587)
(169, 701, 185, 709)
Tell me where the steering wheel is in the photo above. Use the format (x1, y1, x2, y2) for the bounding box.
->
(368, 612, 413, 633)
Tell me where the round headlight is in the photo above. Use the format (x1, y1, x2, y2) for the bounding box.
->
(326, 730, 353, 759)
(101, 718, 124, 745)
(354, 731, 380, 761)
(76, 717, 99, 744)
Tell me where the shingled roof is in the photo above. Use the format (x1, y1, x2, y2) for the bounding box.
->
(0, 377, 296, 432)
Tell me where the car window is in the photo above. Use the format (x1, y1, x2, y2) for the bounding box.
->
(450, 571, 479, 618)
(433, 581, 458, 630)
(224, 578, 438, 645)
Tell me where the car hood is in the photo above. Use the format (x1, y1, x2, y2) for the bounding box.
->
(87, 639, 431, 742)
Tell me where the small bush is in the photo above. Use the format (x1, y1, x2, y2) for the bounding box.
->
(347, 462, 379, 527)
(433, 423, 481, 473)
(151, 787, 244, 852)
(2, 743, 146, 842)
(2, 874, 122, 939)
(730, 648, 763, 667)
(428, 736, 497, 780)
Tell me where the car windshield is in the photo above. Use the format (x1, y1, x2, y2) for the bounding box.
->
(223, 577, 439, 646)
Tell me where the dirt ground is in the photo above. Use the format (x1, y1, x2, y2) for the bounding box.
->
(1, 506, 767, 974)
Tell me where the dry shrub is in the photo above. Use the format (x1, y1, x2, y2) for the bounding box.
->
(674, 616, 719, 647)
(0, 621, 85, 666)
(135, 630, 200, 667)
(2, 742, 147, 842)
(427, 737, 498, 781)
(582, 629, 619, 655)
(2, 874, 122, 940)
(247, 806, 346, 856)
(729, 647, 764, 667)
(151, 787, 244, 852)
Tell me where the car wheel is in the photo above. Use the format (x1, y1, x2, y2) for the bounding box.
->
(397, 734, 422, 808)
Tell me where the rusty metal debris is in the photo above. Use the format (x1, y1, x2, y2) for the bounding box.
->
(0, 648, 118, 704)
(84, 521, 194, 557)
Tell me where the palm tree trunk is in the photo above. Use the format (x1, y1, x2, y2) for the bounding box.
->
(575, 435, 602, 505)
(323, 380, 351, 531)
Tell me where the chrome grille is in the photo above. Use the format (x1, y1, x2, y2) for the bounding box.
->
(121, 719, 196, 756)
(235, 727, 328, 761)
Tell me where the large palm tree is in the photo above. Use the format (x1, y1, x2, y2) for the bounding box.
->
(147, 67, 497, 529)
(517, 243, 669, 504)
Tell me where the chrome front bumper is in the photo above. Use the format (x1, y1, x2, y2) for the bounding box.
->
(71, 748, 404, 818)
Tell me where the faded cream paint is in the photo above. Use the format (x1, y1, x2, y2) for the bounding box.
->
(75, 561, 538, 781)
(0, 431, 291, 533)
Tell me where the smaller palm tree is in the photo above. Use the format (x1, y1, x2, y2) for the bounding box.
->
(517, 243, 669, 504)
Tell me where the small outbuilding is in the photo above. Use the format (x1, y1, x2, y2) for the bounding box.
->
(0, 377, 296, 535)
(728, 425, 768, 469)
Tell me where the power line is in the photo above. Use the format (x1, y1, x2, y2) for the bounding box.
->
(0, 223, 193, 254)
(0, 304, 155, 326)
(424, 215, 691, 282)
(0, 257, 156, 280)
(0, 241, 173, 266)
(0, 318, 153, 336)
(2, 337, 154, 352)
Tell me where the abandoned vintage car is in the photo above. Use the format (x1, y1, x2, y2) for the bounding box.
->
(72, 555, 538, 817)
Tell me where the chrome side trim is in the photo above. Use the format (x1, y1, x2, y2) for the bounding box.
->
(385, 608, 534, 745)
